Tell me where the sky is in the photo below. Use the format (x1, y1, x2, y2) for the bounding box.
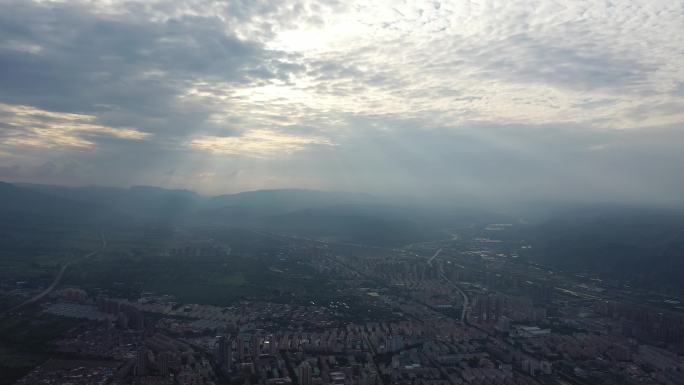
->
(0, 0, 683, 205)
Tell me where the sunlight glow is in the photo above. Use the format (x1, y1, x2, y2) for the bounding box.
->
(0, 103, 149, 150)
(188, 130, 333, 158)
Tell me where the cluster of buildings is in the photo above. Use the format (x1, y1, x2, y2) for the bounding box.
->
(13, 359, 118, 385)
(6, 225, 684, 385)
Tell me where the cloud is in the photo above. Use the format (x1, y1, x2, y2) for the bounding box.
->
(0, 0, 304, 138)
(188, 130, 333, 158)
(0, 0, 682, 204)
(2, 0, 681, 135)
(0, 103, 149, 149)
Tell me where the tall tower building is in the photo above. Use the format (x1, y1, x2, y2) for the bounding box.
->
(158, 351, 171, 376)
(268, 336, 278, 354)
(135, 349, 147, 376)
(216, 335, 233, 370)
(298, 361, 312, 385)
(237, 335, 246, 361)
(252, 332, 261, 358)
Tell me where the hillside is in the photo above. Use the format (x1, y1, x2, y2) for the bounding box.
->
(525, 207, 684, 291)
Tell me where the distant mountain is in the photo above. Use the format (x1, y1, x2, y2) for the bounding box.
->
(208, 189, 379, 211)
(118, 185, 201, 220)
(4, 181, 497, 247)
(0, 181, 98, 223)
(525, 207, 684, 292)
(198, 190, 434, 246)
(5, 180, 684, 290)
(263, 206, 436, 246)
(17, 183, 201, 221)
(16, 183, 126, 204)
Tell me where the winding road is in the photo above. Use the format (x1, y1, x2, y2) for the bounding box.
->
(0, 233, 106, 318)
(424, 247, 469, 323)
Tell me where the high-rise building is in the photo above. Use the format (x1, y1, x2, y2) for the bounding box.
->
(268, 336, 278, 354)
(298, 361, 312, 385)
(135, 349, 147, 376)
(216, 336, 233, 371)
(252, 332, 260, 358)
(237, 335, 246, 361)
(158, 351, 171, 376)
(116, 312, 128, 329)
(390, 335, 404, 352)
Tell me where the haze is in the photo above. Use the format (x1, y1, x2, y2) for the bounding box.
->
(1, 0, 683, 206)
(4, 3, 684, 384)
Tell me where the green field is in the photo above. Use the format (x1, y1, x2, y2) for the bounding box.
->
(0, 306, 80, 385)
(61, 251, 338, 306)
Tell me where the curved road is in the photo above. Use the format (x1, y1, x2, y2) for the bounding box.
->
(424, 247, 469, 323)
(1, 234, 106, 318)
(439, 270, 469, 323)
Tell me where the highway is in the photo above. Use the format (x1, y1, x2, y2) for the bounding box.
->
(440, 270, 469, 323)
(0, 233, 106, 318)
(424, 247, 469, 323)
(426, 248, 442, 266)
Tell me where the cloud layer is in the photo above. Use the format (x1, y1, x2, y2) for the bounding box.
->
(0, 0, 682, 205)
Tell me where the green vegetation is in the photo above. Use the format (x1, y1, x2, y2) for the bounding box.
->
(63, 252, 338, 306)
(212, 273, 247, 286)
(0, 307, 80, 385)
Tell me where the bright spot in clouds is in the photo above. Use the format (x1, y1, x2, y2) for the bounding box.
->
(0, 103, 149, 150)
(189, 130, 333, 158)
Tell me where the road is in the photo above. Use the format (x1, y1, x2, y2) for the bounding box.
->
(423, 247, 469, 323)
(0, 233, 106, 318)
(439, 270, 469, 323)
(427, 248, 442, 266)
(422, 248, 541, 384)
